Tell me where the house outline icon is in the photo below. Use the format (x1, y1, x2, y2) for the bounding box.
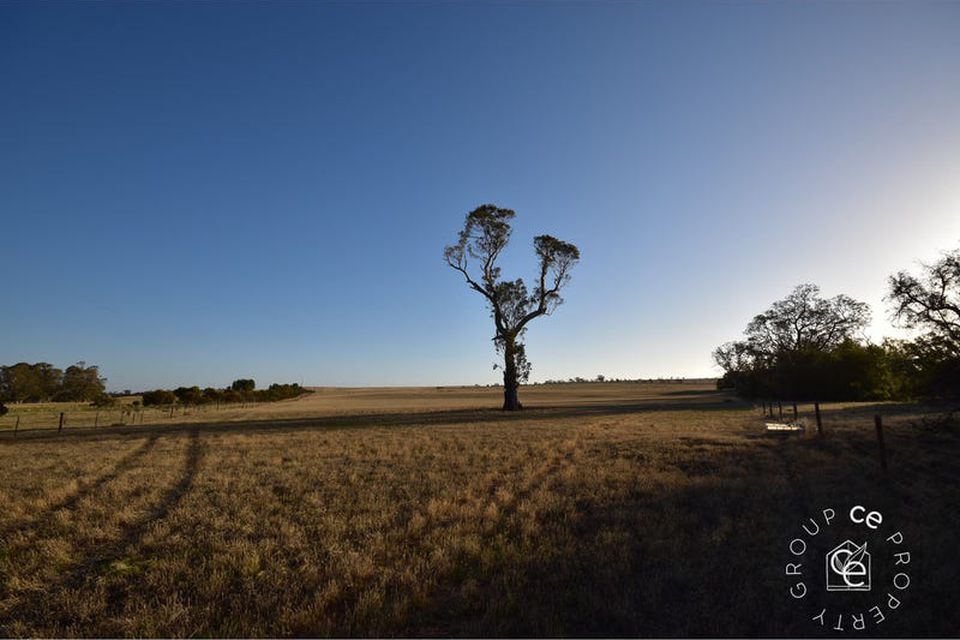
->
(825, 539, 871, 592)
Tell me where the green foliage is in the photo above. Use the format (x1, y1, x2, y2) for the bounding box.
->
(141, 389, 177, 406)
(173, 386, 203, 406)
(0, 361, 105, 403)
(255, 383, 305, 402)
(716, 271, 960, 402)
(90, 393, 117, 407)
(140, 382, 305, 407)
(58, 362, 106, 402)
(445, 204, 580, 410)
(714, 285, 896, 401)
(0, 362, 63, 402)
(231, 379, 256, 393)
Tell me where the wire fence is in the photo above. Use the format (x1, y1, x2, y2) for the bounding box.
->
(0, 402, 261, 435)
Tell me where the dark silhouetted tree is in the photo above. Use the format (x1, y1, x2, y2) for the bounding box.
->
(744, 284, 870, 356)
(444, 204, 580, 410)
(888, 246, 960, 398)
(714, 284, 872, 400)
(888, 247, 960, 355)
(231, 379, 256, 393)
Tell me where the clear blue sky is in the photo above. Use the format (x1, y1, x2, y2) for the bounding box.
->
(2, 1, 959, 391)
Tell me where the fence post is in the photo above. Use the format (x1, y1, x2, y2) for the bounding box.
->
(874, 414, 888, 475)
(792, 402, 798, 421)
(95, 412, 99, 428)
(778, 400, 783, 421)
(58, 412, 64, 433)
(815, 402, 823, 436)
(14, 415, 20, 437)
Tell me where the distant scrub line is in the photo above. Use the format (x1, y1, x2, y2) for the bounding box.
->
(0, 367, 308, 416)
(140, 380, 308, 407)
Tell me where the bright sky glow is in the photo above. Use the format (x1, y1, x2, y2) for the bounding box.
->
(2, 1, 959, 390)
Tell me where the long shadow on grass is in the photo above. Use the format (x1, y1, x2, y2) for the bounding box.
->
(395, 433, 956, 637)
(16, 430, 204, 633)
(2, 394, 749, 444)
(0, 435, 159, 545)
(393, 442, 797, 637)
(64, 429, 202, 587)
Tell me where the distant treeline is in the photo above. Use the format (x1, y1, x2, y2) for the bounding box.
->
(0, 362, 107, 404)
(537, 376, 714, 385)
(714, 244, 960, 403)
(141, 379, 308, 407)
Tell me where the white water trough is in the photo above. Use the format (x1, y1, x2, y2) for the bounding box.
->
(765, 421, 805, 432)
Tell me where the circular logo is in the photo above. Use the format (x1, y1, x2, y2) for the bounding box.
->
(784, 505, 913, 632)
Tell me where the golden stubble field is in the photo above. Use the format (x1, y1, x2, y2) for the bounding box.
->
(0, 383, 957, 637)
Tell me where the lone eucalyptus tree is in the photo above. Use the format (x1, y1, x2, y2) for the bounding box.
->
(444, 205, 580, 411)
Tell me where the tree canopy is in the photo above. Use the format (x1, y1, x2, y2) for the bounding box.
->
(0, 361, 104, 403)
(743, 284, 870, 357)
(887, 246, 960, 399)
(713, 285, 881, 400)
(445, 204, 580, 410)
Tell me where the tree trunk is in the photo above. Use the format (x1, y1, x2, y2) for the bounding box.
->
(502, 337, 522, 411)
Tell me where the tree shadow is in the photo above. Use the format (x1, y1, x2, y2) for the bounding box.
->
(658, 388, 730, 397)
(391, 436, 956, 637)
(65, 429, 202, 587)
(0, 435, 159, 544)
(21, 430, 204, 632)
(3, 400, 747, 444)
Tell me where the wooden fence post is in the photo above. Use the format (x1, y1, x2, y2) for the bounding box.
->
(778, 400, 783, 421)
(14, 415, 20, 437)
(95, 412, 99, 428)
(874, 414, 888, 475)
(792, 402, 798, 421)
(815, 402, 823, 436)
(58, 412, 64, 433)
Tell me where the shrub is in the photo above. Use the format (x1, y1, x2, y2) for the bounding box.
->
(90, 393, 116, 407)
(142, 389, 177, 406)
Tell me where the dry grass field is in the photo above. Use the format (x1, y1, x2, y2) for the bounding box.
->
(0, 383, 957, 637)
